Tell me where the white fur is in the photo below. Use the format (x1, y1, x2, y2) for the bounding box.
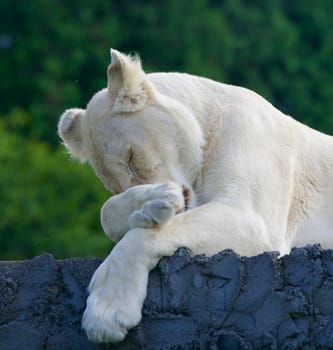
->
(58, 50, 333, 343)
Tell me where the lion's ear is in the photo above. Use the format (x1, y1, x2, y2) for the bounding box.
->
(58, 108, 87, 161)
(107, 49, 152, 113)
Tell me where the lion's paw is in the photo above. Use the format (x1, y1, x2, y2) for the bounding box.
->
(128, 183, 184, 228)
(82, 246, 148, 343)
(82, 290, 141, 343)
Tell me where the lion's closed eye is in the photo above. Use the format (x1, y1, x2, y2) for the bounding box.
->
(127, 150, 145, 180)
(127, 149, 163, 184)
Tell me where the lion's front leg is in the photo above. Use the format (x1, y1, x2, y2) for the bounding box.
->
(101, 183, 185, 242)
(83, 184, 185, 343)
(82, 228, 159, 343)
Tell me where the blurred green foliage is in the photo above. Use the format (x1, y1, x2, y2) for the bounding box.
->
(0, 0, 333, 258)
(0, 118, 111, 259)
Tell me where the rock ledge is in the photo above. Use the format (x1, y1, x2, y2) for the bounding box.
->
(1, 245, 333, 349)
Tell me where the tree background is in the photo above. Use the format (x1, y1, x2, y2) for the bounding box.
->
(1, 0, 333, 259)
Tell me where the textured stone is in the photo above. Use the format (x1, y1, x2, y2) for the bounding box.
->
(0, 246, 333, 349)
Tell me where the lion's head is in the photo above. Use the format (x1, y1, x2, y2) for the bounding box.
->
(58, 49, 203, 199)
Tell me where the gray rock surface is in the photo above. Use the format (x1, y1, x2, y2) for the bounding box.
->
(1, 245, 333, 349)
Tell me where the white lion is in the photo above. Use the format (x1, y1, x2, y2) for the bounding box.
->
(58, 49, 333, 343)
